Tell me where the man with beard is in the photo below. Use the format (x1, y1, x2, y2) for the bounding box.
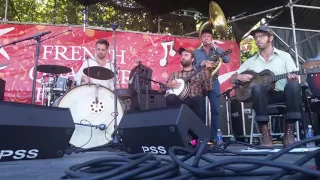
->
(194, 29, 230, 142)
(164, 47, 215, 123)
(230, 25, 301, 148)
(75, 39, 114, 90)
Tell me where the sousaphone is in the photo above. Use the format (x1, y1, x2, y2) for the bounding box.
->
(199, 1, 229, 77)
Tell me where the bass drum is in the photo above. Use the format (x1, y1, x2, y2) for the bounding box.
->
(53, 84, 124, 149)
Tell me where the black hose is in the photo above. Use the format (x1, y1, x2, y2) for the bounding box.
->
(62, 135, 320, 179)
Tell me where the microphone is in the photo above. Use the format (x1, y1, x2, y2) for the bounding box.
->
(231, 12, 247, 20)
(128, 70, 138, 84)
(69, 26, 75, 37)
(83, 8, 87, 32)
(85, 55, 101, 64)
(75, 123, 106, 131)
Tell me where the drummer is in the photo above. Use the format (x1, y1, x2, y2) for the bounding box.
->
(74, 39, 114, 90)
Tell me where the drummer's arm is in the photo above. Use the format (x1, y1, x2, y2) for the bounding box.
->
(74, 62, 87, 85)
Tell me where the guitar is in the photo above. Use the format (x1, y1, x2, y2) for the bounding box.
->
(166, 49, 232, 100)
(234, 64, 320, 102)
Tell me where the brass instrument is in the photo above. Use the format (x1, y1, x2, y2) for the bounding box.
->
(199, 1, 229, 77)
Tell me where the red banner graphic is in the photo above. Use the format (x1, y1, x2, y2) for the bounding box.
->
(0, 24, 240, 104)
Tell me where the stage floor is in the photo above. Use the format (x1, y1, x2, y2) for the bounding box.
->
(0, 145, 316, 180)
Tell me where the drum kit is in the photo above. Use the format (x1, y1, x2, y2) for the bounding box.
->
(38, 64, 132, 149)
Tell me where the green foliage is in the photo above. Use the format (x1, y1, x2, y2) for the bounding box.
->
(240, 38, 259, 64)
(0, 0, 198, 35)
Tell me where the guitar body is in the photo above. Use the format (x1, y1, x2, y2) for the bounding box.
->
(166, 79, 190, 100)
(235, 69, 275, 102)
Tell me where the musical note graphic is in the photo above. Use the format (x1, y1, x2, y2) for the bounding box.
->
(159, 41, 176, 67)
(18, 65, 27, 80)
(22, 40, 32, 51)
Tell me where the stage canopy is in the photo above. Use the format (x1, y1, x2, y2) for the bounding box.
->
(74, 0, 320, 43)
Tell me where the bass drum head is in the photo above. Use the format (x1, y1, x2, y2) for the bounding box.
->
(56, 84, 124, 149)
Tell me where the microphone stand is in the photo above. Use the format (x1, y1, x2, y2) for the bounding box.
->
(0, 31, 51, 104)
(111, 23, 120, 145)
(217, 83, 265, 150)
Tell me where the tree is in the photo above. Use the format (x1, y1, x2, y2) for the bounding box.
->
(0, 0, 200, 36)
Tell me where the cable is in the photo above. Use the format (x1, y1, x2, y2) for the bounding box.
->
(62, 135, 320, 179)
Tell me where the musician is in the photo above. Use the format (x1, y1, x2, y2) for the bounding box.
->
(74, 39, 114, 90)
(230, 25, 301, 148)
(164, 47, 215, 123)
(193, 29, 230, 142)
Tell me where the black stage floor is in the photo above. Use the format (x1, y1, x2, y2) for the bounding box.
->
(0, 145, 318, 180)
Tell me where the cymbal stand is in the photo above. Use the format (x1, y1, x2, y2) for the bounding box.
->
(41, 75, 46, 106)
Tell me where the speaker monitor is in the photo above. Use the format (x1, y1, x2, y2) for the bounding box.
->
(118, 104, 210, 154)
(0, 101, 75, 162)
(0, 78, 5, 101)
(130, 91, 167, 111)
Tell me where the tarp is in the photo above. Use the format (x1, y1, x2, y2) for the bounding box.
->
(0, 23, 240, 104)
(75, 0, 320, 43)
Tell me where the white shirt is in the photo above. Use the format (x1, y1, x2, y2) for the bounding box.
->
(236, 47, 298, 91)
(74, 59, 115, 91)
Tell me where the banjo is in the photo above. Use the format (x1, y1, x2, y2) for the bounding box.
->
(166, 49, 232, 100)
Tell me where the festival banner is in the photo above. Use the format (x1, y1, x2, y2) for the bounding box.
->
(0, 24, 240, 104)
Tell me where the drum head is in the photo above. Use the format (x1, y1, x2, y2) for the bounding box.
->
(57, 84, 124, 149)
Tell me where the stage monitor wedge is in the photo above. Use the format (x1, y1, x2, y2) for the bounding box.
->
(0, 101, 75, 162)
(118, 104, 210, 154)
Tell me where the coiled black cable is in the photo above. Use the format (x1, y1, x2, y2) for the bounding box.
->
(62, 135, 320, 180)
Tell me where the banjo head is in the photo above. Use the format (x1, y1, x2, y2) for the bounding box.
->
(166, 79, 186, 96)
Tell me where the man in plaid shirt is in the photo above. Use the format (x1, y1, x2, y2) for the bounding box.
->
(163, 47, 215, 123)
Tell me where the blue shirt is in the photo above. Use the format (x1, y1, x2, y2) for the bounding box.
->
(194, 47, 230, 69)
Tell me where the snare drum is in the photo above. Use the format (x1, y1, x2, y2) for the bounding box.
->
(53, 76, 72, 94)
(53, 84, 124, 149)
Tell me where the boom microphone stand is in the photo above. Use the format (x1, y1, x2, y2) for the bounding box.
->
(0, 31, 51, 104)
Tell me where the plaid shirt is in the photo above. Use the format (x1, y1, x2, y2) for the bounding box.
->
(167, 68, 213, 98)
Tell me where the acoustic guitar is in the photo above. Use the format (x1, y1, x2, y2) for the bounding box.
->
(166, 49, 232, 100)
(234, 64, 320, 102)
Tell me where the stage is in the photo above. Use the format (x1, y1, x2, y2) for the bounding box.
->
(0, 145, 317, 180)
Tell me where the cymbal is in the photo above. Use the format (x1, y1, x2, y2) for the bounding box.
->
(37, 65, 72, 74)
(83, 66, 114, 80)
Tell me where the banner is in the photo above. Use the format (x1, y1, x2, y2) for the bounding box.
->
(0, 24, 240, 104)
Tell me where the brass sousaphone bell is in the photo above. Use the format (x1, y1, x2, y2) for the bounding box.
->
(199, 1, 229, 77)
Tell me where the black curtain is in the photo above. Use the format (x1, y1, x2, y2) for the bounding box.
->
(272, 28, 320, 65)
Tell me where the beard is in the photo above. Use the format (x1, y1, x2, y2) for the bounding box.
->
(181, 59, 192, 67)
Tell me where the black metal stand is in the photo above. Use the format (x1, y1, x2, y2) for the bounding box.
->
(111, 23, 120, 145)
(217, 85, 238, 144)
(0, 31, 51, 104)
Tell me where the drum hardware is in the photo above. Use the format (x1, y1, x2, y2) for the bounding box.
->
(83, 66, 114, 80)
(37, 64, 72, 74)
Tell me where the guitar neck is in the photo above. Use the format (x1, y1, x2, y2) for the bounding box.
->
(273, 70, 301, 81)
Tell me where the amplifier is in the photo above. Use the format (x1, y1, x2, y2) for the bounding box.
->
(0, 101, 75, 162)
(130, 91, 167, 111)
(220, 97, 257, 137)
(118, 104, 210, 154)
(0, 78, 5, 101)
(307, 96, 320, 113)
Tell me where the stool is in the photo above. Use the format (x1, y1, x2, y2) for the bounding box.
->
(249, 103, 300, 145)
